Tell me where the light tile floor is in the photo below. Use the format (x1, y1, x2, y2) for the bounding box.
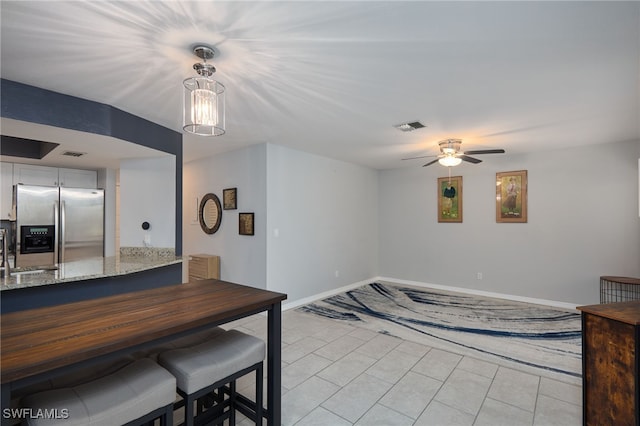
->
(225, 308, 582, 426)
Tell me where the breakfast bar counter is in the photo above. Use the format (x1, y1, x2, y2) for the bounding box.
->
(0, 252, 182, 291)
(0, 248, 183, 314)
(1, 279, 287, 426)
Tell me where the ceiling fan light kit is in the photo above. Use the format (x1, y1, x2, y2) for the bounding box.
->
(404, 138, 506, 167)
(183, 45, 226, 137)
(438, 156, 463, 167)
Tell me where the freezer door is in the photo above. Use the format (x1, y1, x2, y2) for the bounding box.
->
(15, 185, 58, 267)
(59, 188, 104, 262)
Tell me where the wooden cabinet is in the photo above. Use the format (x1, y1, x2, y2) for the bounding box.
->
(577, 301, 640, 426)
(12, 163, 97, 188)
(189, 254, 220, 281)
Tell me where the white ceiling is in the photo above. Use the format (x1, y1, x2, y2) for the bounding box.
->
(1, 1, 638, 170)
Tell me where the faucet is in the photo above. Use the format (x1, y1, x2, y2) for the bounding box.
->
(0, 228, 10, 278)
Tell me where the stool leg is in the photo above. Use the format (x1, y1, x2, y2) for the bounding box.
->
(185, 394, 195, 426)
(229, 380, 236, 426)
(163, 404, 174, 426)
(255, 363, 263, 425)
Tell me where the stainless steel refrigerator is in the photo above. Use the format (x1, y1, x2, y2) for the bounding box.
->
(14, 184, 104, 267)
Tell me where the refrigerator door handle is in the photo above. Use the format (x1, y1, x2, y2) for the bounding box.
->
(54, 200, 60, 264)
(60, 200, 66, 263)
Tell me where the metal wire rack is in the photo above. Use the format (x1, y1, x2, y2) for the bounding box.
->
(600, 276, 640, 303)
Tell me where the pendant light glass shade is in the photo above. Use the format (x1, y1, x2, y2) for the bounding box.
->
(183, 76, 225, 136)
(182, 45, 225, 136)
(438, 156, 462, 167)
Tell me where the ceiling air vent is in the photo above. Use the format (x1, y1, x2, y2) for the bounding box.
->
(394, 121, 426, 132)
(61, 151, 87, 157)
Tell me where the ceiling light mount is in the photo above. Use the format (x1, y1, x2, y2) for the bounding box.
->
(192, 46, 216, 77)
(183, 44, 225, 137)
(438, 138, 462, 154)
(193, 45, 215, 61)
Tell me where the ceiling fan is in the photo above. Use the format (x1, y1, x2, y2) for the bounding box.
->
(402, 139, 505, 167)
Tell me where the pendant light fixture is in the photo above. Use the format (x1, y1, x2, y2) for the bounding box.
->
(183, 45, 225, 136)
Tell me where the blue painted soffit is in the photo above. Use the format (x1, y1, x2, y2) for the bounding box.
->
(0, 78, 182, 155)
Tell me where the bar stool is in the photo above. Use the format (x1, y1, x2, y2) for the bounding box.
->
(15, 327, 223, 409)
(10, 356, 136, 412)
(21, 358, 176, 426)
(158, 329, 265, 426)
(133, 326, 225, 361)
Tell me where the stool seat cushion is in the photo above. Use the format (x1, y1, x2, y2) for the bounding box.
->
(159, 330, 265, 394)
(133, 326, 225, 361)
(11, 356, 136, 406)
(22, 358, 176, 426)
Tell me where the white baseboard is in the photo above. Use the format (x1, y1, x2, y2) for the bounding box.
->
(282, 277, 579, 311)
(281, 277, 377, 311)
(376, 276, 579, 311)
(283, 276, 579, 312)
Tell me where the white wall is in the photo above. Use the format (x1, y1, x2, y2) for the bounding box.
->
(183, 144, 267, 288)
(120, 156, 175, 248)
(379, 140, 640, 305)
(97, 168, 117, 256)
(266, 144, 379, 302)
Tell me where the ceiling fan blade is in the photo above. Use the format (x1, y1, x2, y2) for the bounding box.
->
(459, 155, 482, 164)
(422, 159, 440, 167)
(463, 149, 505, 155)
(402, 154, 438, 160)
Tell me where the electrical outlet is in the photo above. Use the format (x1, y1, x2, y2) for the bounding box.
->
(476, 272, 483, 280)
(335, 270, 340, 278)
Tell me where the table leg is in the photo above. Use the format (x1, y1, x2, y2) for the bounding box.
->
(267, 302, 282, 426)
(1, 384, 11, 426)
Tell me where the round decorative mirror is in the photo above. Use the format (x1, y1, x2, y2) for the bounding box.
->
(199, 193, 222, 234)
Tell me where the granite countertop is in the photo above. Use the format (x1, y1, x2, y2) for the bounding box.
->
(1, 248, 182, 291)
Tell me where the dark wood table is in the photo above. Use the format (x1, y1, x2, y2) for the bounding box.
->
(1, 280, 287, 426)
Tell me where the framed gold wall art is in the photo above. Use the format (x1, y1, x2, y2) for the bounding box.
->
(239, 212, 254, 235)
(438, 176, 463, 223)
(496, 170, 527, 223)
(223, 187, 237, 210)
